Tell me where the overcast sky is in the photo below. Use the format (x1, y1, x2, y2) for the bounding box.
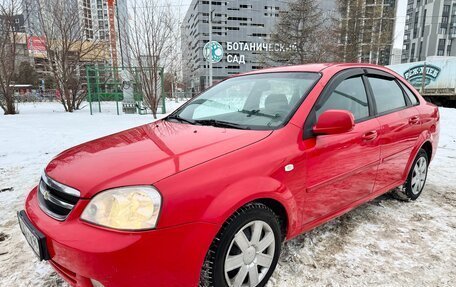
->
(174, 0, 407, 49)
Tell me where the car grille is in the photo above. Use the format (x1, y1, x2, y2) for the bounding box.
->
(37, 173, 80, 221)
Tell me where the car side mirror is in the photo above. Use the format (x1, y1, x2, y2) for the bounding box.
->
(312, 110, 355, 135)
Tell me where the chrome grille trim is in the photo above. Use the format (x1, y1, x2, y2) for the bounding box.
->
(37, 173, 80, 221)
(39, 181, 74, 210)
(41, 172, 80, 197)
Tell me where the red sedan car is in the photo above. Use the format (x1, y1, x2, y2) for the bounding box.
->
(19, 64, 439, 287)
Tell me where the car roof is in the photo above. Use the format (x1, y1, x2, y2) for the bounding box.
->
(242, 63, 394, 75)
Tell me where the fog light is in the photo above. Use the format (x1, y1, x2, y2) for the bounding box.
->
(90, 279, 105, 287)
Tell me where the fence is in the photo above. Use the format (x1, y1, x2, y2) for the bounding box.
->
(85, 65, 166, 115)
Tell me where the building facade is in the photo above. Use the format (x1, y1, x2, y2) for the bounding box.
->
(182, 0, 338, 92)
(79, 0, 110, 41)
(0, 14, 25, 33)
(402, 0, 456, 63)
(337, 0, 397, 66)
(390, 47, 403, 65)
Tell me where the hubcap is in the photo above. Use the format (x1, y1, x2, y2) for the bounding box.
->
(411, 156, 427, 195)
(224, 221, 276, 287)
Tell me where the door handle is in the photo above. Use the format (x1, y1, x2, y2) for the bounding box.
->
(362, 131, 378, 141)
(409, 116, 420, 125)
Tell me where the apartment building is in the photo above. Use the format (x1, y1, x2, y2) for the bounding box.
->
(402, 0, 456, 63)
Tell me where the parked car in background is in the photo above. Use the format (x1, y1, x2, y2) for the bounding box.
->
(18, 63, 439, 287)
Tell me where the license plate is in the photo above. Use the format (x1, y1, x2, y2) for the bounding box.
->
(17, 211, 49, 261)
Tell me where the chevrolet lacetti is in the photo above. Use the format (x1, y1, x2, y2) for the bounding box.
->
(18, 64, 439, 287)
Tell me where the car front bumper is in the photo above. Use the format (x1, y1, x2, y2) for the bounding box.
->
(24, 187, 219, 287)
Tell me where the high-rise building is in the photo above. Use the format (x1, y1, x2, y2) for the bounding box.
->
(401, 0, 456, 63)
(182, 0, 337, 92)
(337, 0, 397, 66)
(79, 0, 110, 41)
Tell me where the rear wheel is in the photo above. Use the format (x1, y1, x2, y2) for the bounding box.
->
(200, 203, 282, 287)
(393, 149, 429, 201)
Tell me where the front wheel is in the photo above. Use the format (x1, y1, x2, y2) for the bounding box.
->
(200, 203, 282, 287)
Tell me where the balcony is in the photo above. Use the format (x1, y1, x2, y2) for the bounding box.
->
(451, 28, 456, 38)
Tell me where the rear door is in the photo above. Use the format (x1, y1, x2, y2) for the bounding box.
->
(365, 70, 422, 191)
(301, 69, 381, 224)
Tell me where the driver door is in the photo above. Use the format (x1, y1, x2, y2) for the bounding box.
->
(301, 70, 381, 224)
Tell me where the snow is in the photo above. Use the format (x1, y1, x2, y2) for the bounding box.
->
(1, 102, 455, 286)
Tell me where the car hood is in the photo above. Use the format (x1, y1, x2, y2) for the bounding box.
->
(45, 120, 272, 198)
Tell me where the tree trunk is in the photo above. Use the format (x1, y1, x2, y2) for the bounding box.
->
(66, 92, 74, 112)
(4, 98, 16, 115)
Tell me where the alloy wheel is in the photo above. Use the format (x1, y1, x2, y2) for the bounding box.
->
(411, 156, 427, 195)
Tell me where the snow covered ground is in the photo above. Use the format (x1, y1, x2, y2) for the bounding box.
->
(0, 101, 455, 286)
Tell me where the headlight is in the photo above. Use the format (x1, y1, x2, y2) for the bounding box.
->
(81, 186, 161, 231)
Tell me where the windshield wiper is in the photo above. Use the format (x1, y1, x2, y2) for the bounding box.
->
(194, 119, 250, 130)
(239, 109, 280, 119)
(166, 115, 197, 125)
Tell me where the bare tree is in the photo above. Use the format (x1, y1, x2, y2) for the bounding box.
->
(0, 0, 23, 114)
(267, 0, 338, 65)
(36, 0, 108, 112)
(126, 0, 177, 119)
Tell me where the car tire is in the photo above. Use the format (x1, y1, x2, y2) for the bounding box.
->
(393, 149, 429, 201)
(199, 203, 282, 287)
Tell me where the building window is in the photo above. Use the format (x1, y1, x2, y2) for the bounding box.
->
(437, 39, 446, 56)
(421, 9, 426, 37)
(410, 43, 415, 60)
(250, 33, 267, 37)
(413, 11, 419, 38)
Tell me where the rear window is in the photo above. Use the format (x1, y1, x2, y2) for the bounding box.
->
(368, 77, 406, 114)
(399, 82, 419, 105)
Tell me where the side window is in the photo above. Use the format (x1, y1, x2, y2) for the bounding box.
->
(399, 82, 419, 105)
(316, 76, 370, 121)
(368, 77, 407, 114)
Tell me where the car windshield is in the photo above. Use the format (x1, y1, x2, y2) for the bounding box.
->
(168, 72, 320, 130)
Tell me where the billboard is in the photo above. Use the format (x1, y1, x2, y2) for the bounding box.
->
(27, 36, 47, 58)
